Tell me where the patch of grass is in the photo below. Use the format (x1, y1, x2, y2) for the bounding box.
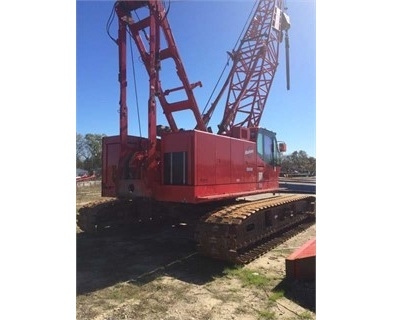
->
(269, 289, 284, 301)
(298, 311, 314, 319)
(258, 309, 277, 319)
(224, 266, 271, 288)
(106, 283, 141, 303)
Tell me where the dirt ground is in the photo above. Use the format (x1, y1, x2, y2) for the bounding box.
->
(76, 184, 316, 320)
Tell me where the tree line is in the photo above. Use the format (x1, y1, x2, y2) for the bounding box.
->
(76, 133, 106, 174)
(76, 133, 316, 177)
(280, 150, 316, 176)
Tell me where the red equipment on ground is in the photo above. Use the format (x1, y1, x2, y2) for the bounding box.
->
(78, 0, 315, 263)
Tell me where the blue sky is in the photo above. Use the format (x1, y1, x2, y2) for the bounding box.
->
(77, 0, 316, 157)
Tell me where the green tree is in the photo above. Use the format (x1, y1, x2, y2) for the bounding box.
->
(281, 150, 316, 176)
(76, 133, 86, 168)
(84, 133, 105, 170)
(76, 133, 106, 173)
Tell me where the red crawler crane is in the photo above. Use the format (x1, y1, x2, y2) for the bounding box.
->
(78, 0, 315, 263)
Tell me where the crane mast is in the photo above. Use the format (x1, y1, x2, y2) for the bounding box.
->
(203, 0, 290, 136)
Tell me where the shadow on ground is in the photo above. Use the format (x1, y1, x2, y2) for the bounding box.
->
(76, 221, 233, 295)
(273, 278, 316, 312)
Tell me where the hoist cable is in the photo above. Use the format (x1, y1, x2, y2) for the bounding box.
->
(106, 2, 118, 44)
(128, 30, 143, 138)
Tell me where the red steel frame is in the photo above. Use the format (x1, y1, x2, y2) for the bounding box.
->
(115, 1, 206, 143)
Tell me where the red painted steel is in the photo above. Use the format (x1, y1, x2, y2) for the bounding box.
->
(102, 129, 282, 203)
(287, 238, 316, 260)
(115, 0, 207, 134)
(201, 0, 289, 136)
(285, 238, 316, 281)
(76, 174, 96, 183)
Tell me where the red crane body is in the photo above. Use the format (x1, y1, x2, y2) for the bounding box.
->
(101, 0, 290, 204)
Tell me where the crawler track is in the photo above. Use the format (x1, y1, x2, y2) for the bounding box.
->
(195, 194, 315, 264)
(77, 194, 315, 264)
(236, 218, 315, 264)
(77, 198, 172, 233)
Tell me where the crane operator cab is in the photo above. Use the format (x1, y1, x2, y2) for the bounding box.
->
(250, 127, 286, 167)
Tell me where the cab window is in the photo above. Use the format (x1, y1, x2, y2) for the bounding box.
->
(257, 130, 281, 166)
